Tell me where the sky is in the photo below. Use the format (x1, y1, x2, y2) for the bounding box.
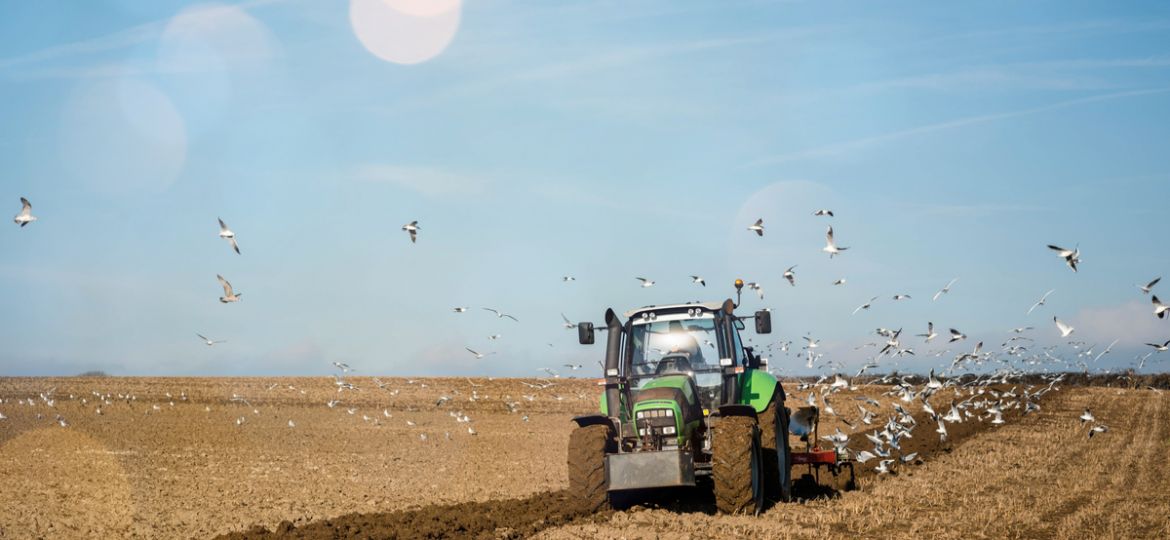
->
(1, 0, 1169, 378)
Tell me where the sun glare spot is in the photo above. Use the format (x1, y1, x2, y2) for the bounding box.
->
(349, 0, 462, 65)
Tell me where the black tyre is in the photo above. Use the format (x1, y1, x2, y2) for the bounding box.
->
(567, 424, 614, 512)
(757, 400, 793, 502)
(712, 415, 763, 514)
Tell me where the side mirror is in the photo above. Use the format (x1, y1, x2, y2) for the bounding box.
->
(755, 310, 772, 334)
(578, 322, 595, 345)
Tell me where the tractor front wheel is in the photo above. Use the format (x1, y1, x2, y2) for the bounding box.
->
(567, 424, 614, 512)
(712, 415, 763, 514)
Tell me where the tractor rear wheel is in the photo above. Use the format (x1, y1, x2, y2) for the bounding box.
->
(567, 424, 614, 512)
(758, 400, 793, 502)
(712, 415, 763, 514)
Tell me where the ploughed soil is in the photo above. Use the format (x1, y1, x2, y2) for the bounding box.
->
(0, 376, 1053, 539)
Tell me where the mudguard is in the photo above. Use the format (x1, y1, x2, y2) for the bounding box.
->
(714, 404, 758, 419)
(571, 414, 615, 431)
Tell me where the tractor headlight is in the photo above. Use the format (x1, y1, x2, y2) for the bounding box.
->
(663, 426, 676, 435)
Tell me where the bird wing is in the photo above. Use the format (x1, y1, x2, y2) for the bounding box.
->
(1047, 245, 1067, 253)
(753, 218, 763, 226)
(217, 275, 233, 296)
(465, 347, 480, 356)
(218, 218, 228, 232)
(483, 307, 499, 315)
(1148, 277, 1162, 289)
(504, 314, 519, 322)
(19, 197, 31, 215)
(229, 237, 240, 254)
(196, 333, 208, 341)
(826, 226, 835, 244)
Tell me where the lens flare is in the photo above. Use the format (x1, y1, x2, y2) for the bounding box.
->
(349, 0, 462, 65)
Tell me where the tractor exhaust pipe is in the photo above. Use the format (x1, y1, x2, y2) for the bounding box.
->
(603, 308, 624, 422)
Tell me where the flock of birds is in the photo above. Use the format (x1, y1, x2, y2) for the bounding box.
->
(7, 198, 1166, 462)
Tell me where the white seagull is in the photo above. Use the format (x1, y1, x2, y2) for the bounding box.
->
(482, 307, 519, 321)
(932, 278, 958, 301)
(196, 333, 225, 347)
(13, 197, 37, 227)
(1054, 316, 1075, 338)
(562, 276, 576, 282)
(636, 277, 655, 288)
(823, 226, 848, 258)
(402, 220, 420, 243)
(852, 296, 879, 315)
(812, 209, 834, 217)
(1138, 277, 1161, 295)
(453, 307, 469, 313)
(217, 275, 242, 303)
(465, 347, 494, 359)
(1153, 295, 1168, 319)
(917, 322, 938, 342)
(218, 218, 240, 254)
(948, 328, 966, 343)
(747, 218, 765, 237)
(1146, 340, 1170, 352)
(690, 275, 706, 287)
(833, 278, 847, 286)
(1027, 289, 1055, 315)
(1047, 244, 1080, 272)
(784, 266, 797, 287)
(561, 313, 577, 329)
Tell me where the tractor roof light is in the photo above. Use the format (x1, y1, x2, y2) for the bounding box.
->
(734, 279, 744, 291)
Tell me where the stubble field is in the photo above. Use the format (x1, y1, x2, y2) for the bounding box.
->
(0, 376, 1167, 539)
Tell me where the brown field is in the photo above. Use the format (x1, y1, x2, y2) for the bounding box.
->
(0, 376, 1167, 539)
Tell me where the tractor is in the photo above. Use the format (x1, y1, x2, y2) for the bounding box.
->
(567, 280, 795, 514)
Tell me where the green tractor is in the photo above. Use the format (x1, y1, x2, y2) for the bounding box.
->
(568, 281, 792, 514)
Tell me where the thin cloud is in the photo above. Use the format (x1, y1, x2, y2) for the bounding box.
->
(752, 86, 1170, 166)
(355, 164, 489, 197)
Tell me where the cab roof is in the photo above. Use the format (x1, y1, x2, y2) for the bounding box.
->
(624, 301, 729, 319)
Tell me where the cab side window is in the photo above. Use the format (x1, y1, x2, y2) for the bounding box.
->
(731, 324, 746, 366)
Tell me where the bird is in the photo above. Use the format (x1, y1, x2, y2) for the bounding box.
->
(812, 209, 834, 217)
(746, 282, 764, 299)
(216, 275, 242, 303)
(402, 221, 419, 243)
(747, 218, 764, 237)
(822, 226, 848, 258)
(488, 334, 502, 340)
(1054, 317, 1075, 338)
(1047, 244, 1080, 272)
(196, 333, 225, 346)
(892, 294, 911, 301)
(563, 364, 582, 370)
(217, 218, 240, 254)
(562, 276, 576, 282)
(635, 277, 655, 288)
(482, 307, 518, 321)
(833, 278, 846, 286)
(784, 266, 797, 287)
(852, 297, 879, 315)
(287, 419, 295, 428)
(1138, 277, 1161, 295)
(1153, 296, 1168, 319)
(332, 361, 352, 372)
(874, 459, 894, 474)
(13, 197, 37, 227)
(949, 328, 966, 343)
(452, 307, 469, 313)
(1088, 424, 1109, 439)
(1027, 290, 1055, 315)
(917, 322, 937, 342)
(465, 347, 494, 359)
(1146, 340, 1170, 352)
(1079, 408, 1095, 424)
(932, 278, 958, 301)
(690, 275, 706, 287)
(561, 314, 576, 329)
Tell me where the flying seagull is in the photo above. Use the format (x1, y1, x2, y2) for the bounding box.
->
(1054, 316, 1075, 338)
(636, 277, 655, 288)
(482, 307, 519, 321)
(917, 322, 937, 342)
(690, 275, 706, 287)
(561, 313, 577, 329)
(833, 278, 846, 286)
(892, 294, 911, 301)
(465, 347, 494, 359)
(812, 209, 834, 217)
(823, 226, 848, 258)
(1138, 277, 1161, 295)
(1047, 244, 1080, 272)
(13, 197, 36, 227)
(1145, 340, 1169, 352)
(949, 328, 966, 343)
(217, 275, 242, 303)
(1027, 290, 1055, 315)
(1153, 295, 1168, 319)
(402, 221, 419, 243)
(747, 218, 764, 237)
(196, 333, 225, 346)
(784, 266, 797, 287)
(852, 296, 879, 315)
(452, 307, 469, 313)
(932, 278, 958, 301)
(217, 218, 240, 254)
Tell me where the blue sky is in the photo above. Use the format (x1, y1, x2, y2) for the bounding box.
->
(1, 0, 1168, 377)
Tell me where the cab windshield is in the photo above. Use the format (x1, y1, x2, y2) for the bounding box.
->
(628, 316, 723, 408)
